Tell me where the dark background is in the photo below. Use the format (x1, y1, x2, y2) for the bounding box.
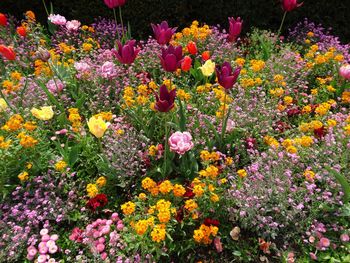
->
(1, 0, 349, 42)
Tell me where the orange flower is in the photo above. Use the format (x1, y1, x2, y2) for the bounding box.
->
(17, 26, 27, 37)
(201, 51, 210, 61)
(187, 41, 198, 55)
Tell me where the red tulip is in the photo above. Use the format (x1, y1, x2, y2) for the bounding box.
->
(159, 44, 183, 72)
(104, 0, 126, 8)
(181, 56, 192, 72)
(228, 17, 243, 42)
(187, 41, 197, 55)
(281, 0, 303, 12)
(17, 26, 27, 37)
(215, 62, 241, 90)
(154, 84, 176, 112)
(151, 21, 177, 45)
(0, 45, 16, 60)
(201, 51, 210, 61)
(0, 13, 7, 26)
(112, 40, 140, 64)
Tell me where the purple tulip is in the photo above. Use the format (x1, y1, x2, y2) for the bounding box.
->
(159, 45, 183, 72)
(215, 62, 241, 90)
(104, 0, 126, 9)
(227, 17, 243, 42)
(154, 84, 176, 112)
(151, 21, 177, 45)
(112, 40, 140, 64)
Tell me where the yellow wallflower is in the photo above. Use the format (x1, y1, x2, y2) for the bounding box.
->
(159, 180, 173, 194)
(121, 201, 136, 215)
(173, 184, 186, 197)
(237, 169, 247, 178)
(86, 183, 99, 198)
(55, 160, 67, 172)
(151, 224, 166, 243)
(184, 199, 198, 212)
(31, 106, 54, 120)
(18, 171, 29, 182)
(96, 176, 107, 187)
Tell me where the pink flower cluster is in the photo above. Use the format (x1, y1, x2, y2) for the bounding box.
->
(66, 20, 81, 31)
(69, 213, 125, 261)
(46, 79, 65, 94)
(26, 229, 59, 262)
(48, 14, 67, 26)
(168, 131, 194, 155)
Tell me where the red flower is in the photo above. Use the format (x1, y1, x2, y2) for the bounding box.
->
(175, 208, 184, 222)
(17, 26, 27, 37)
(187, 41, 197, 55)
(86, 194, 108, 211)
(204, 218, 220, 227)
(258, 238, 271, 254)
(314, 126, 326, 138)
(181, 56, 192, 72)
(69, 227, 83, 243)
(201, 51, 210, 61)
(0, 13, 7, 26)
(0, 45, 16, 60)
(183, 187, 195, 198)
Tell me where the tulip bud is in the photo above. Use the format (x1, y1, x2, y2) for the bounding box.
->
(228, 17, 243, 42)
(187, 41, 197, 55)
(17, 26, 27, 37)
(151, 21, 177, 45)
(154, 84, 176, 112)
(201, 51, 210, 61)
(0, 13, 7, 26)
(181, 56, 192, 72)
(35, 47, 51, 62)
(281, 0, 303, 12)
(112, 40, 140, 65)
(215, 62, 241, 90)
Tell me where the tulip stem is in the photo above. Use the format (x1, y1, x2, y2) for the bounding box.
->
(277, 11, 287, 40)
(163, 117, 169, 178)
(119, 6, 125, 41)
(42, 0, 50, 17)
(221, 91, 227, 147)
(113, 8, 120, 42)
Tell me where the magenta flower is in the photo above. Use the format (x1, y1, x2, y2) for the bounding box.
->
(168, 131, 194, 155)
(104, 0, 126, 9)
(215, 62, 241, 90)
(112, 40, 140, 64)
(151, 21, 177, 45)
(154, 84, 176, 112)
(339, 65, 350, 80)
(159, 45, 183, 72)
(281, 0, 303, 12)
(228, 17, 243, 42)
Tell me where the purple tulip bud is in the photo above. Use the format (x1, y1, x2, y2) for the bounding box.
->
(104, 0, 126, 9)
(215, 62, 241, 90)
(112, 40, 140, 65)
(281, 0, 303, 12)
(151, 21, 177, 45)
(228, 17, 243, 42)
(159, 45, 183, 72)
(154, 85, 176, 112)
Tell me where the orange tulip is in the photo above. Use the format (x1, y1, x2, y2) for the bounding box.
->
(201, 51, 210, 61)
(187, 41, 197, 55)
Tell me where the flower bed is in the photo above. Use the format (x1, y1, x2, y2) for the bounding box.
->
(0, 1, 349, 262)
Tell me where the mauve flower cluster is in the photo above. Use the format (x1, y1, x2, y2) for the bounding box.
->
(91, 17, 125, 50)
(69, 213, 141, 262)
(227, 117, 349, 250)
(288, 18, 350, 62)
(102, 118, 149, 189)
(0, 170, 85, 261)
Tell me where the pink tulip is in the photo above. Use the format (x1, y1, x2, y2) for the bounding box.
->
(168, 131, 194, 155)
(281, 0, 303, 12)
(339, 65, 350, 80)
(48, 14, 67, 26)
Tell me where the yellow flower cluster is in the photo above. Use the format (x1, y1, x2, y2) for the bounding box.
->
(342, 91, 350, 104)
(250, 60, 265, 72)
(0, 136, 11, 149)
(1, 114, 24, 132)
(2, 71, 22, 93)
(121, 201, 136, 215)
(177, 89, 191, 101)
(304, 169, 315, 181)
(86, 176, 107, 198)
(264, 135, 280, 149)
(213, 87, 233, 103)
(198, 165, 219, 179)
(141, 177, 159, 196)
(240, 77, 262, 88)
(156, 199, 172, 223)
(68, 108, 82, 132)
(173, 21, 211, 42)
(18, 171, 29, 182)
(17, 132, 38, 148)
(314, 102, 331, 116)
(299, 120, 323, 133)
(150, 224, 166, 243)
(237, 169, 247, 178)
(58, 43, 75, 54)
(193, 224, 218, 244)
(54, 160, 67, 172)
(196, 83, 212, 94)
(269, 87, 285, 97)
(184, 199, 198, 212)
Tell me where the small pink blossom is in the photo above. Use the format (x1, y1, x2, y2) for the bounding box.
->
(37, 255, 47, 263)
(66, 20, 81, 31)
(100, 61, 117, 79)
(47, 79, 65, 94)
(48, 245, 58, 254)
(40, 229, 49, 236)
(340, 233, 349, 242)
(168, 131, 194, 155)
(48, 14, 67, 26)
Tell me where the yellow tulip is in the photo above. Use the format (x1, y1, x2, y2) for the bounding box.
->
(199, 59, 215, 77)
(87, 116, 109, 138)
(31, 106, 54, 120)
(0, 98, 8, 112)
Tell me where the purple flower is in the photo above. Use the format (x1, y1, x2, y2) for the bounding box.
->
(154, 84, 176, 112)
(215, 62, 241, 90)
(113, 40, 140, 64)
(159, 45, 183, 72)
(228, 17, 243, 42)
(151, 21, 177, 45)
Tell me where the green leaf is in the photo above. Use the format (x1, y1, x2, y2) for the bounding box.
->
(68, 145, 80, 167)
(326, 167, 350, 203)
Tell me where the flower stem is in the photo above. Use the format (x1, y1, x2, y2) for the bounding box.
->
(42, 0, 50, 17)
(119, 6, 125, 41)
(113, 8, 120, 42)
(221, 91, 227, 145)
(277, 11, 287, 40)
(163, 116, 169, 178)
